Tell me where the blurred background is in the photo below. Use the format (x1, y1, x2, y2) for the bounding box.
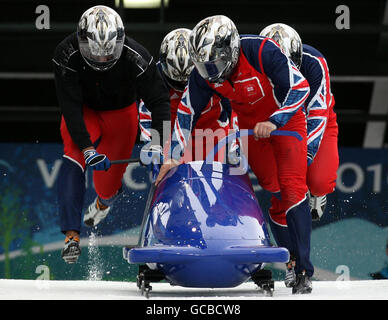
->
(0, 0, 387, 282)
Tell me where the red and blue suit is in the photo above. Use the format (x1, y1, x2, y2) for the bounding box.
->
(301, 44, 339, 197)
(171, 35, 314, 276)
(265, 44, 339, 270)
(139, 62, 236, 162)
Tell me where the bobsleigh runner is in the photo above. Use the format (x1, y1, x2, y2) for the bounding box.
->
(122, 130, 301, 298)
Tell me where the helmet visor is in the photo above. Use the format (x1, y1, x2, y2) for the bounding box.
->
(79, 40, 123, 71)
(193, 57, 229, 83)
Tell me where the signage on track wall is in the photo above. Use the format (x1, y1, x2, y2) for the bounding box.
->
(0, 143, 387, 281)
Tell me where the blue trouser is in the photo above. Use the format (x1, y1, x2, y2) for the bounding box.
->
(269, 221, 296, 257)
(57, 157, 123, 234)
(270, 198, 314, 277)
(57, 158, 86, 234)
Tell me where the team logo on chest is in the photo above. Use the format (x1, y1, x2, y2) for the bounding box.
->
(244, 84, 256, 96)
(234, 76, 265, 104)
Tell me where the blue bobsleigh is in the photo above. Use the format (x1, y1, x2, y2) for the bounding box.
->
(123, 130, 297, 297)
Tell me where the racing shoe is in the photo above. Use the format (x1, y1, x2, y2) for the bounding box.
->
(309, 194, 327, 221)
(84, 197, 111, 227)
(284, 256, 297, 288)
(61, 236, 81, 264)
(292, 271, 312, 294)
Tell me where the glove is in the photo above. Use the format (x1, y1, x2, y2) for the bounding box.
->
(83, 149, 111, 171)
(140, 145, 166, 183)
(140, 144, 164, 167)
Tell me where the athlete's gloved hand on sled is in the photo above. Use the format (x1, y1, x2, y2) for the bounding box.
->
(140, 144, 167, 183)
(140, 145, 164, 167)
(83, 148, 111, 171)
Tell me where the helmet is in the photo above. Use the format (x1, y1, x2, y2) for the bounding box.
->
(77, 6, 125, 71)
(189, 15, 240, 83)
(159, 28, 194, 91)
(259, 23, 302, 68)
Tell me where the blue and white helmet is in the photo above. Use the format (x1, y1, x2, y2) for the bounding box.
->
(159, 28, 194, 90)
(189, 15, 240, 83)
(259, 23, 303, 68)
(77, 5, 125, 71)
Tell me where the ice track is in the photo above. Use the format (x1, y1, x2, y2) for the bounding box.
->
(0, 279, 387, 300)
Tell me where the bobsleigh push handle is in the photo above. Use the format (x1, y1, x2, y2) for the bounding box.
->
(205, 129, 303, 163)
(269, 130, 303, 140)
(110, 158, 140, 165)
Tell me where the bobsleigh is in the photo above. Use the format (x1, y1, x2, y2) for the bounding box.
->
(122, 130, 298, 297)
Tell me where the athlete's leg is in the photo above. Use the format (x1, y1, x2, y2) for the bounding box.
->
(271, 120, 313, 277)
(307, 111, 339, 196)
(93, 103, 139, 201)
(58, 106, 102, 234)
(243, 136, 296, 255)
(57, 157, 86, 234)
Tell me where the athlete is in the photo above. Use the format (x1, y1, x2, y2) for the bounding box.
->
(53, 5, 170, 264)
(139, 28, 237, 162)
(260, 23, 339, 288)
(156, 15, 313, 294)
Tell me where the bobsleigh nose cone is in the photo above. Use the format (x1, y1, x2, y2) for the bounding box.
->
(128, 245, 289, 288)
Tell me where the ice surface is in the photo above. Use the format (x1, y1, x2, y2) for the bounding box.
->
(0, 279, 387, 300)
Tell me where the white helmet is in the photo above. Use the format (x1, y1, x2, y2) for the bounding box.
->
(189, 15, 240, 83)
(259, 23, 303, 68)
(77, 5, 125, 71)
(159, 28, 194, 90)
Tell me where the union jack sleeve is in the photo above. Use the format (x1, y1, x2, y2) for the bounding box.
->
(138, 100, 152, 142)
(261, 39, 310, 128)
(301, 47, 333, 163)
(170, 72, 215, 160)
(268, 63, 310, 128)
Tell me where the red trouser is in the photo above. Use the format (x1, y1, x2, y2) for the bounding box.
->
(307, 109, 339, 196)
(241, 109, 308, 226)
(60, 104, 138, 200)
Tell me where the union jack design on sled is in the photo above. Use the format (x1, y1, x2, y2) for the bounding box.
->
(122, 130, 299, 297)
